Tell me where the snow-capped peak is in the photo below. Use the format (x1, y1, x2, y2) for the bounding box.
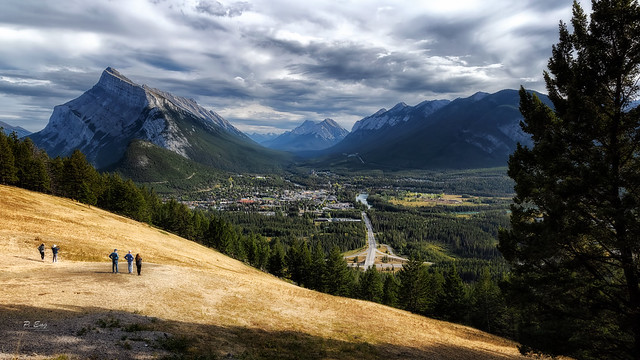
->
(351, 100, 449, 132)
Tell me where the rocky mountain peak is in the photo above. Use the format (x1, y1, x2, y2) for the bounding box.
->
(262, 118, 349, 152)
(29, 67, 247, 169)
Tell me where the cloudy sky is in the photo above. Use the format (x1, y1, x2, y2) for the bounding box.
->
(0, 0, 584, 134)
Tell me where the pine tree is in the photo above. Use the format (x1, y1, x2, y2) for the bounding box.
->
(253, 234, 271, 271)
(309, 242, 326, 291)
(469, 268, 504, 334)
(360, 266, 383, 303)
(286, 238, 305, 284)
(397, 256, 427, 313)
(422, 269, 444, 317)
(28, 150, 51, 193)
(299, 241, 312, 287)
(0, 131, 17, 185)
(435, 265, 467, 323)
(63, 150, 99, 204)
(324, 246, 350, 296)
(382, 274, 399, 307)
(498, 1, 640, 358)
(267, 239, 286, 278)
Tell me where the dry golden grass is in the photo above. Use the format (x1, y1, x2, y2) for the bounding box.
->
(0, 185, 529, 359)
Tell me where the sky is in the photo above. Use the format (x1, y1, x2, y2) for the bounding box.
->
(0, 0, 585, 134)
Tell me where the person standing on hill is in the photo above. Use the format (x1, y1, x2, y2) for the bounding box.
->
(37, 243, 45, 261)
(109, 249, 119, 273)
(51, 244, 59, 263)
(124, 250, 134, 274)
(135, 253, 142, 276)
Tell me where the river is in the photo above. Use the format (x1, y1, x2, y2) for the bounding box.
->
(355, 193, 371, 209)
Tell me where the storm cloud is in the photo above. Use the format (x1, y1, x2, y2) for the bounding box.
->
(0, 0, 584, 133)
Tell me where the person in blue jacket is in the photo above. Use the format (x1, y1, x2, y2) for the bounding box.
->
(51, 244, 59, 263)
(124, 250, 134, 274)
(109, 249, 119, 273)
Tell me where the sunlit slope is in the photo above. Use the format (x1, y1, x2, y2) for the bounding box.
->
(0, 185, 526, 359)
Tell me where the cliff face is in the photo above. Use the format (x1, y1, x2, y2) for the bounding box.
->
(29, 67, 247, 169)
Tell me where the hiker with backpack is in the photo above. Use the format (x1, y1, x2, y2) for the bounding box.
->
(37, 243, 45, 261)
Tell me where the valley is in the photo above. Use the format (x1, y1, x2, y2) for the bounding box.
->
(0, 185, 527, 359)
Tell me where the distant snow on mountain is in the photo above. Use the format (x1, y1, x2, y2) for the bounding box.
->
(247, 132, 281, 144)
(263, 118, 349, 152)
(351, 99, 449, 132)
(0, 121, 31, 138)
(324, 89, 551, 169)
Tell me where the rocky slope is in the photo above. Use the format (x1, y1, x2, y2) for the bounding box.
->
(29, 67, 285, 172)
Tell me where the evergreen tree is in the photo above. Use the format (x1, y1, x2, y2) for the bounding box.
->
(267, 239, 286, 277)
(382, 273, 399, 307)
(62, 150, 99, 204)
(308, 241, 326, 291)
(436, 265, 467, 323)
(360, 266, 383, 303)
(324, 246, 350, 296)
(499, 1, 640, 358)
(299, 241, 312, 287)
(251, 233, 271, 270)
(0, 131, 17, 185)
(28, 150, 51, 193)
(422, 269, 444, 317)
(469, 267, 505, 334)
(286, 237, 305, 284)
(397, 257, 427, 313)
(47, 156, 65, 196)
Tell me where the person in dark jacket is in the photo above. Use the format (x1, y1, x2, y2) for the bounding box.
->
(51, 244, 59, 263)
(109, 249, 119, 273)
(135, 253, 142, 276)
(37, 243, 45, 261)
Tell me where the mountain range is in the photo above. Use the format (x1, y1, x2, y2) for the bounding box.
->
(29, 67, 288, 173)
(262, 118, 349, 152)
(25, 67, 552, 175)
(317, 89, 551, 169)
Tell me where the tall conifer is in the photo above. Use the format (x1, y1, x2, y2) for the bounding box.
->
(499, 1, 640, 358)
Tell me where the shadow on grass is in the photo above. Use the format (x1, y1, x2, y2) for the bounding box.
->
(0, 304, 519, 360)
(12, 255, 49, 263)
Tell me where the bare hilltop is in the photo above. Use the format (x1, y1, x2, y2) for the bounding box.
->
(0, 185, 527, 359)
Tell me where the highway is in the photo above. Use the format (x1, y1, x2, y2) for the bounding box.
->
(362, 211, 377, 269)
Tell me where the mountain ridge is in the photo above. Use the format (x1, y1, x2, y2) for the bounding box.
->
(28, 67, 286, 172)
(0, 120, 31, 138)
(318, 89, 550, 170)
(263, 118, 349, 152)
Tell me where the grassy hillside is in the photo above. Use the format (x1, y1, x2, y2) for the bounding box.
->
(0, 185, 530, 359)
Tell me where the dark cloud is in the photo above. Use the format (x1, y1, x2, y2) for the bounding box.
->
(135, 53, 195, 73)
